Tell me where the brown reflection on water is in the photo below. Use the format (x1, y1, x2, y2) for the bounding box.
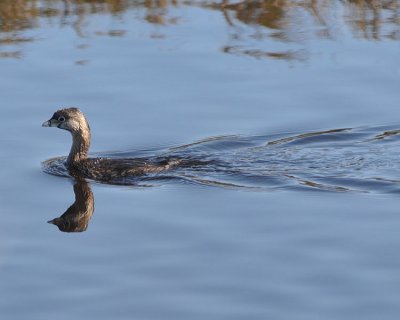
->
(222, 45, 307, 61)
(212, 0, 399, 59)
(0, 0, 398, 60)
(48, 178, 94, 233)
(345, 0, 400, 40)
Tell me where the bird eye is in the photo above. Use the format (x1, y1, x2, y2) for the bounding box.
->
(58, 116, 65, 122)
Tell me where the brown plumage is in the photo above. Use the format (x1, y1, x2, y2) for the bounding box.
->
(42, 107, 178, 181)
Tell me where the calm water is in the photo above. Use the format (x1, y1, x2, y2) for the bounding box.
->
(1, 0, 400, 319)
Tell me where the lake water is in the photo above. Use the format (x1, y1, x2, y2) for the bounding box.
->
(1, 1, 400, 319)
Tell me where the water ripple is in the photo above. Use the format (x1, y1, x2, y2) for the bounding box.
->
(42, 125, 400, 193)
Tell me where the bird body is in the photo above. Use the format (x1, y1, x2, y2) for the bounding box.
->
(42, 108, 177, 181)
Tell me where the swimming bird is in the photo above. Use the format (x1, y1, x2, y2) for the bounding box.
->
(42, 107, 180, 182)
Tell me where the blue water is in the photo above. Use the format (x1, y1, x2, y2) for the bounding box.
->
(1, 1, 400, 319)
(43, 126, 400, 192)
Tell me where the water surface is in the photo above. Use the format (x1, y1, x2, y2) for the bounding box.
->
(1, 1, 400, 319)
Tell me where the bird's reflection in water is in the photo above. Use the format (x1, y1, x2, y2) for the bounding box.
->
(48, 178, 94, 233)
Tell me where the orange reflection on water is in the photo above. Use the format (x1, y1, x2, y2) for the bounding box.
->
(0, 0, 398, 60)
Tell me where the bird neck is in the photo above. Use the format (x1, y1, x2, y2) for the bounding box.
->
(67, 128, 90, 165)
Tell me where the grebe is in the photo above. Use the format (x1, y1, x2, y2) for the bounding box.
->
(42, 107, 179, 181)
